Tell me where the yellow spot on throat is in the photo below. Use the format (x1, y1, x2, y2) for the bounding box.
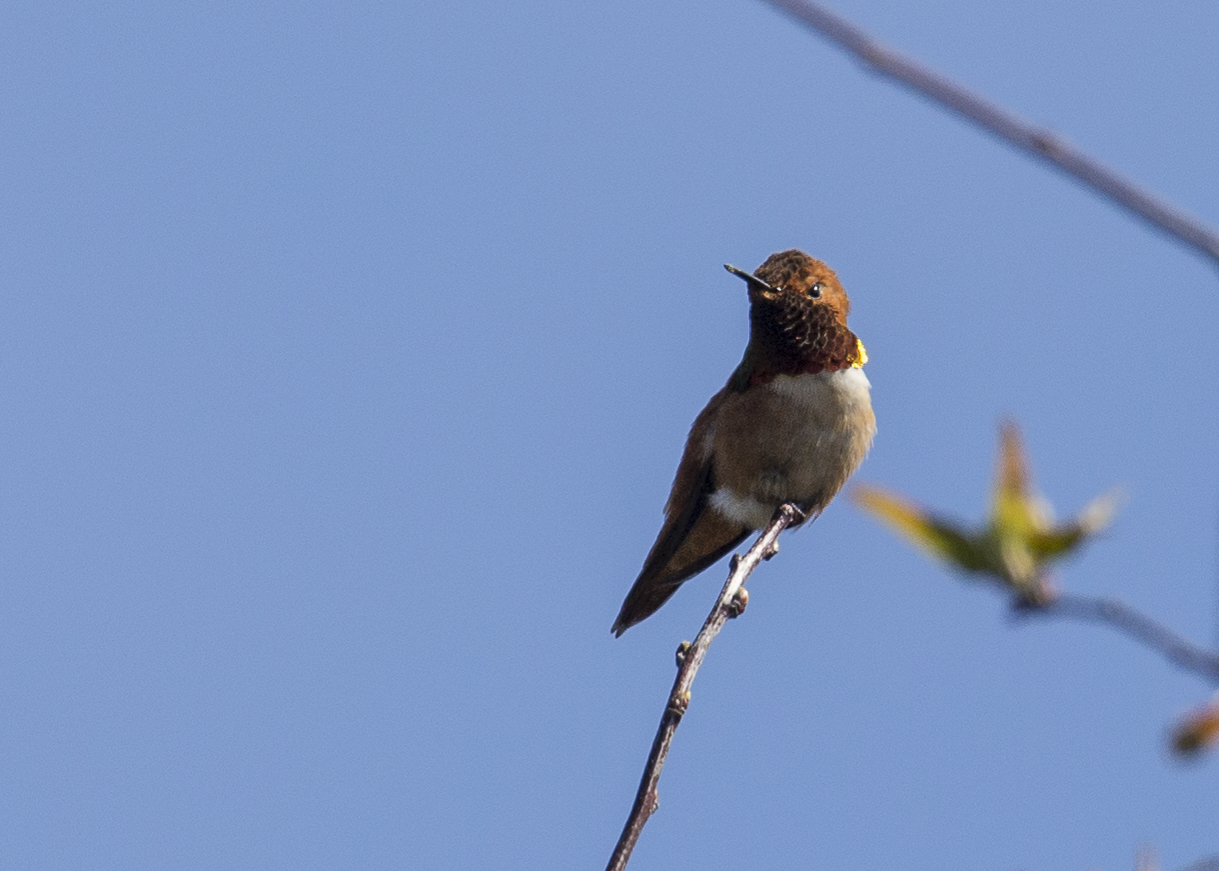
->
(853, 338, 869, 367)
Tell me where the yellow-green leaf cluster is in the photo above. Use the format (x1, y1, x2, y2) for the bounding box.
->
(853, 423, 1119, 604)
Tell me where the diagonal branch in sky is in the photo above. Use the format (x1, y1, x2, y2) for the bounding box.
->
(761, 0, 1219, 268)
(606, 505, 801, 871)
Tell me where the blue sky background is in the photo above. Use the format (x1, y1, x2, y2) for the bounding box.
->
(3, 1, 1218, 868)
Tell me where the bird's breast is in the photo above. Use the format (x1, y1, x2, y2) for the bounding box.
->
(707, 367, 876, 527)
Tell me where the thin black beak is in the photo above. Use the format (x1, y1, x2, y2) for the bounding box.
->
(723, 263, 778, 294)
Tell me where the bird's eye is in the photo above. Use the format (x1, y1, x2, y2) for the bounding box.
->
(809, 282, 823, 299)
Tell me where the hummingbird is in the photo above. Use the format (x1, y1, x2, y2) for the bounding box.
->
(612, 249, 876, 636)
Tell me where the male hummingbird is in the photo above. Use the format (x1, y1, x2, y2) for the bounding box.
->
(612, 249, 876, 636)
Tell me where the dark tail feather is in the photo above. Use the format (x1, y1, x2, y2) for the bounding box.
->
(611, 519, 750, 636)
(611, 578, 685, 637)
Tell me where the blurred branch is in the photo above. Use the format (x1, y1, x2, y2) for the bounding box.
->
(1177, 856, 1219, 871)
(854, 422, 1219, 755)
(606, 504, 801, 871)
(762, 0, 1219, 268)
(1015, 593, 1219, 683)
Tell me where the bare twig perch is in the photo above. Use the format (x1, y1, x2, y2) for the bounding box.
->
(1015, 594, 1219, 684)
(606, 504, 802, 871)
(762, 0, 1219, 268)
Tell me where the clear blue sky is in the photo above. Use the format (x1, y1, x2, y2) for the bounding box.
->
(2, 1, 1218, 868)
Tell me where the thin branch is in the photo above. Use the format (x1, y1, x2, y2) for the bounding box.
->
(761, 0, 1219, 268)
(606, 504, 802, 871)
(1014, 593, 1219, 683)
